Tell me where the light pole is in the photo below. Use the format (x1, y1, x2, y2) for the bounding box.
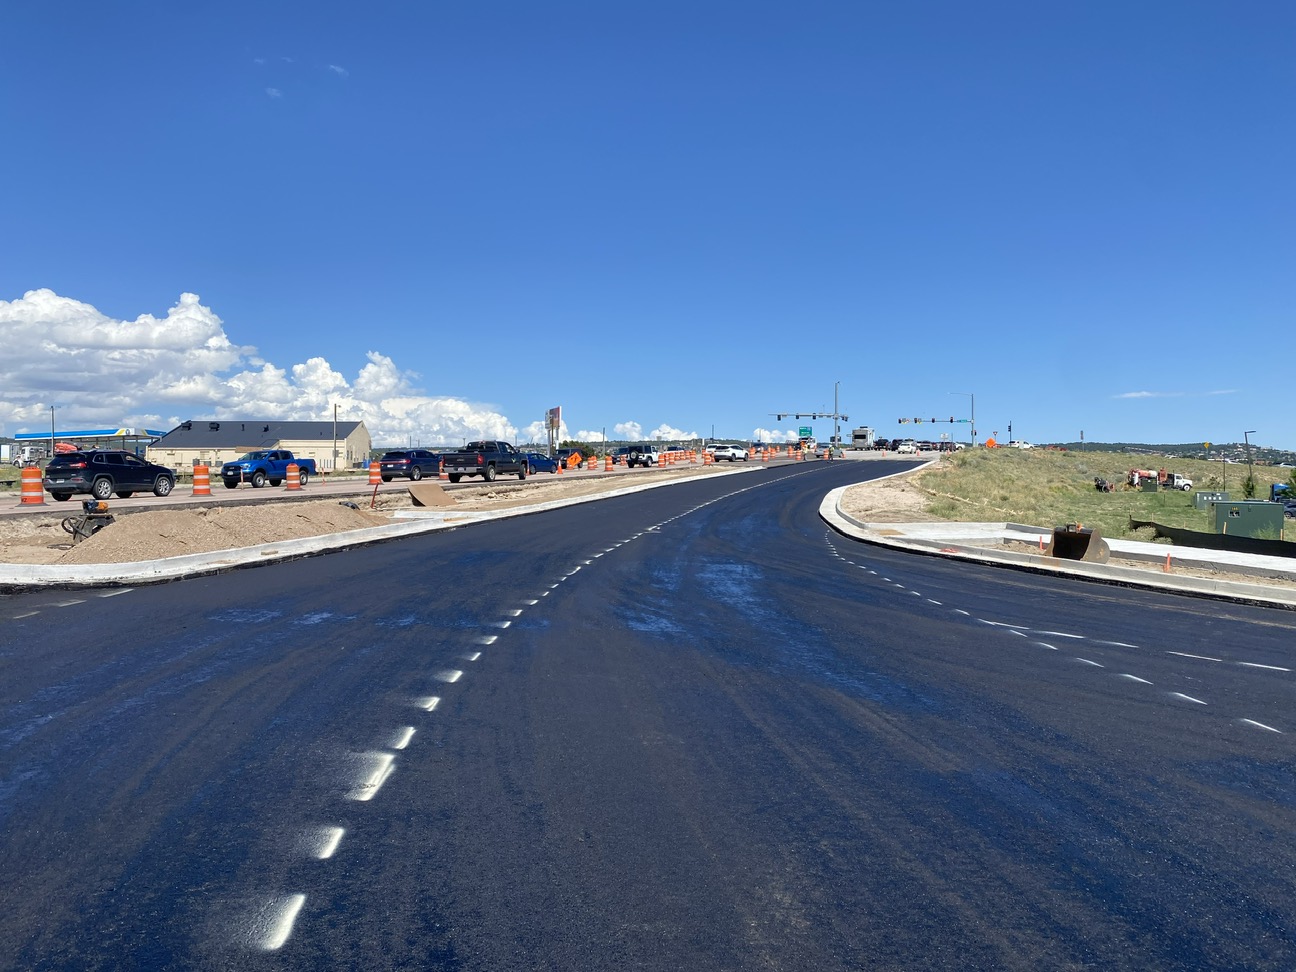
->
(833, 381, 840, 450)
(331, 404, 338, 473)
(1244, 430, 1257, 498)
(50, 405, 56, 460)
(950, 391, 975, 447)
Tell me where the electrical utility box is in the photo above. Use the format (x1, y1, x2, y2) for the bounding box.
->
(1212, 500, 1285, 539)
(1194, 491, 1228, 510)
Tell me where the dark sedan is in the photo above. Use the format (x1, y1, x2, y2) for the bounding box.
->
(378, 449, 441, 482)
(42, 450, 176, 501)
(524, 452, 560, 474)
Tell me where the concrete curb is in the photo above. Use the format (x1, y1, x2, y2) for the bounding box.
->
(821, 486, 1296, 612)
(0, 464, 763, 593)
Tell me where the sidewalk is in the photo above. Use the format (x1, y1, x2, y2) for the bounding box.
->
(821, 485, 1296, 611)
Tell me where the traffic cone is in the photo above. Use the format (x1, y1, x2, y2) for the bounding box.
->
(20, 465, 44, 505)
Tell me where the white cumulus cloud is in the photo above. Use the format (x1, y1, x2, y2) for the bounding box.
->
(649, 423, 697, 441)
(614, 421, 643, 440)
(0, 290, 517, 447)
(751, 427, 799, 443)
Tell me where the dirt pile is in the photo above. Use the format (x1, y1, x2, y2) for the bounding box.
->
(55, 501, 390, 565)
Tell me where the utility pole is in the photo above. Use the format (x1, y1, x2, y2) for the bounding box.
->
(332, 404, 338, 473)
(950, 392, 975, 447)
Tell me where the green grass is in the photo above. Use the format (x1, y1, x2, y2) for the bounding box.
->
(916, 448, 1293, 542)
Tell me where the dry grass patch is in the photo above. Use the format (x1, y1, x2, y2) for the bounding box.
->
(910, 448, 1294, 542)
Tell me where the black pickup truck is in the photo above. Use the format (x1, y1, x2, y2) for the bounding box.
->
(440, 440, 529, 483)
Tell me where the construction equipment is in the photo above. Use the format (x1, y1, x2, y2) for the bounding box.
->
(61, 500, 115, 544)
(1046, 523, 1110, 563)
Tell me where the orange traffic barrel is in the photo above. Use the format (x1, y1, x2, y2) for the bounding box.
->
(604, 454, 613, 472)
(285, 462, 302, 490)
(192, 464, 211, 496)
(369, 461, 381, 485)
(20, 465, 44, 505)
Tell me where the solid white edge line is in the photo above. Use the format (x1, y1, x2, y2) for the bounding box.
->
(1035, 642, 1058, 651)
(1238, 662, 1291, 672)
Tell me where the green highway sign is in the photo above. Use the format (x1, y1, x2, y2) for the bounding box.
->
(798, 426, 813, 438)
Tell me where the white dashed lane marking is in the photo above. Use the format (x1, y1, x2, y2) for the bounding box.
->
(97, 588, 133, 597)
(1169, 651, 1223, 662)
(1241, 719, 1283, 734)
(417, 696, 440, 712)
(247, 893, 307, 952)
(434, 670, 463, 683)
(349, 753, 396, 801)
(826, 535, 1288, 733)
(390, 727, 416, 750)
(312, 826, 345, 860)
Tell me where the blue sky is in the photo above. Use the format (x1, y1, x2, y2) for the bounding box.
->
(2, 1, 1292, 449)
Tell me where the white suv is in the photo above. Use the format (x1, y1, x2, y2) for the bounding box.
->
(708, 444, 747, 461)
(896, 439, 918, 454)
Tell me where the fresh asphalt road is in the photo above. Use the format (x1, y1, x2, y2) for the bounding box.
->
(1, 461, 1293, 971)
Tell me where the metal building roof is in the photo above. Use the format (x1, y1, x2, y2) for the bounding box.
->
(149, 420, 366, 449)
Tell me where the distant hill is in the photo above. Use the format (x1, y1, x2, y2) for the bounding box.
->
(1048, 442, 1296, 466)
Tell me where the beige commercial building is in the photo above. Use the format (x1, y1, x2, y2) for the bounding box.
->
(147, 420, 371, 472)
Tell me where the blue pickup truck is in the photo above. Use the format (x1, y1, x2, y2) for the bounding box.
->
(220, 450, 317, 488)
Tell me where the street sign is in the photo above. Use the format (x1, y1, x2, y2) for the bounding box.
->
(798, 426, 812, 438)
